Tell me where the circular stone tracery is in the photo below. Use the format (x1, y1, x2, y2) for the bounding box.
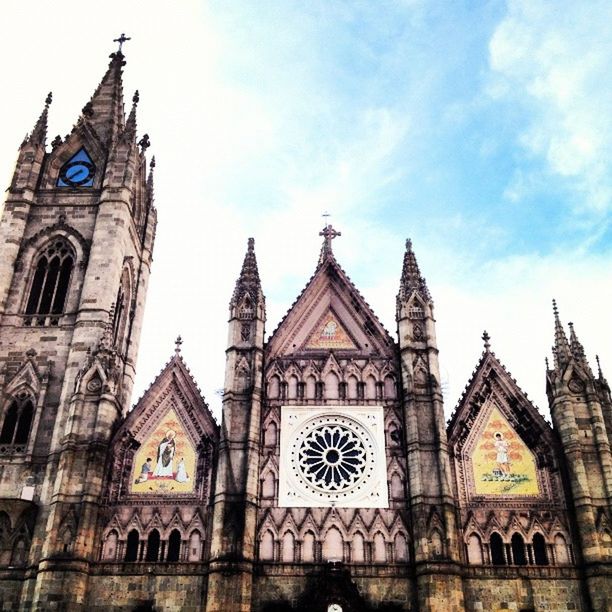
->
(298, 423, 367, 492)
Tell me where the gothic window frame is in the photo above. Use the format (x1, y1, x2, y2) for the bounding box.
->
(23, 237, 75, 325)
(0, 391, 36, 455)
(16, 229, 88, 328)
(112, 265, 133, 354)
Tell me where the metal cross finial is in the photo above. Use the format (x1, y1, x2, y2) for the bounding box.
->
(113, 33, 131, 53)
(175, 335, 183, 353)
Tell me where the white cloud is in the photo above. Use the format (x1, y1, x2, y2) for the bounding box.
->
(488, 0, 612, 211)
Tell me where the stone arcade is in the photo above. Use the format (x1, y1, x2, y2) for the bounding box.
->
(0, 47, 610, 612)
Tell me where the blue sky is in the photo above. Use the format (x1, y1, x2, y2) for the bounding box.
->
(1, 0, 610, 419)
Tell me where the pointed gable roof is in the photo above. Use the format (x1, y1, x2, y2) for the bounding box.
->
(448, 333, 555, 462)
(119, 343, 218, 445)
(266, 240, 395, 359)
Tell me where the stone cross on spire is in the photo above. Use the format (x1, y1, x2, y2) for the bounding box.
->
(113, 33, 131, 53)
(318, 224, 341, 264)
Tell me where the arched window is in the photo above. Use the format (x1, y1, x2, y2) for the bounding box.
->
(11, 538, 27, 566)
(262, 472, 275, 498)
(467, 533, 483, 565)
(125, 530, 139, 562)
(264, 422, 277, 447)
(288, 376, 298, 400)
(532, 533, 548, 565)
(112, 270, 130, 347)
(351, 532, 365, 563)
(390, 473, 403, 499)
(490, 533, 505, 565)
(167, 529, 181, 562)
(305, 376, 316, 399)
(260, 530, 275, 561)
(322, 527, 343, 561)
(0, 396, 34, 447)
(394, 533, 409, 563)
(373, 532, 387, 563)
(103, 530, 118, 561)
(25, 239, 74, 317)
(347, 376, 358, 400)
(302, 531, 316, 563)
(145, 530, 160, 562)
(188, 530, 202, 562)
(365, 375, 377, 399)
(384, 376, 396, 399)
(429, 530, 443, 557)
(511, 533, 527, 565)
(554, 534, 570, 564)
(281, 531, 295, 562)
(268, 376, 280, 399)
(325, 373, 339, 400)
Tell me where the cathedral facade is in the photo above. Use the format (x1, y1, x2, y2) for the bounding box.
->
(0, 48, 610, 612)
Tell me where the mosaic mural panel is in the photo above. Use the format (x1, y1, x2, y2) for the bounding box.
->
(305, 312, 356, 350)
(471, 407, 539, 496)
(131, 409, 196, 494)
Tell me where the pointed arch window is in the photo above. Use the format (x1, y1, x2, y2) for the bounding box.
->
(125, 529, 140, 562)
(490, 533, 506, 565)
(25, 239, 74, 321)
(0, 394, 34, 449)
(167, 529, 181, 562)
(145, 529, 160, 562)
(112, 268, 131, 350)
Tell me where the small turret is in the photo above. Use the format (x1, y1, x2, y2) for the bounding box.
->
(25, 92, 52, 147)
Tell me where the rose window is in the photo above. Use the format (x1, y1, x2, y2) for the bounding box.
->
(298, 424, 367, 492)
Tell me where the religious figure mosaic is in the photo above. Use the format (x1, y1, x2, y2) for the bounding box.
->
(305, 312, 356, 350)
(471, 407, 539, 495)
(131, 409, 196, 494)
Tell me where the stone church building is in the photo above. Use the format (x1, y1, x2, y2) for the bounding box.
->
(0, 47, 610, 612)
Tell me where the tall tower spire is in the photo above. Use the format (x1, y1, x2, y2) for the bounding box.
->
(230, 237, 263, 309)
(78, 47, 127, 145)
(398, 238, 431, 304)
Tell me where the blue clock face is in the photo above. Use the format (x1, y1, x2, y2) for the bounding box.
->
(57, 148, 96, 188)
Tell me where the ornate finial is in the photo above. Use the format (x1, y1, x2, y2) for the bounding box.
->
(51, 135, 62, 149)
(132, 90, 139, 105)
(568, 321, 574, 332)
(138, 133, 150, 151)
(175, 335, 183, 353)
(545, 356, 550, 370)
(552, 298, 559, 317)
(113, 33, 131, 53)
(406, 238, 412, 251)
(248, 237, 255, 251)
(150, 155, 156, 169)
(45, 92, 53, 107)
(482, 330, 491, 351)
(318, 224, 341, 263)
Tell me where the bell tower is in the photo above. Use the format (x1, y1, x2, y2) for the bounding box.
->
(0, 40, 156, 610)
(395, 240, 464, 611)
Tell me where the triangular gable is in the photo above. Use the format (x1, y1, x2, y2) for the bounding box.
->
(448, 348, 559, 500)
(110, 351, 218, 499)
(267, 257, 394, 359)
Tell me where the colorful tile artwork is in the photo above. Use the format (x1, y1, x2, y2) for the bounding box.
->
(131, 409, 196, 494)
(305, 313, 356, 350)
(471, 407, 539, 496)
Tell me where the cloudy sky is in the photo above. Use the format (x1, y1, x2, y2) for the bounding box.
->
(1, 0, 610, 421)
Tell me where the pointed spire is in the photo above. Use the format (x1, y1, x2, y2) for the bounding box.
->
(231, 238, 262, 308)
(568, 321, 594, 376)
(146, 155, 156, 203)
(122, 90, 139, 141)
(79, 48, 126, 145)
(26, 92, 52, 146)
(318, 224, 341, 265)
(398, 238, 431, 302)
(552, 299, 572, 369)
